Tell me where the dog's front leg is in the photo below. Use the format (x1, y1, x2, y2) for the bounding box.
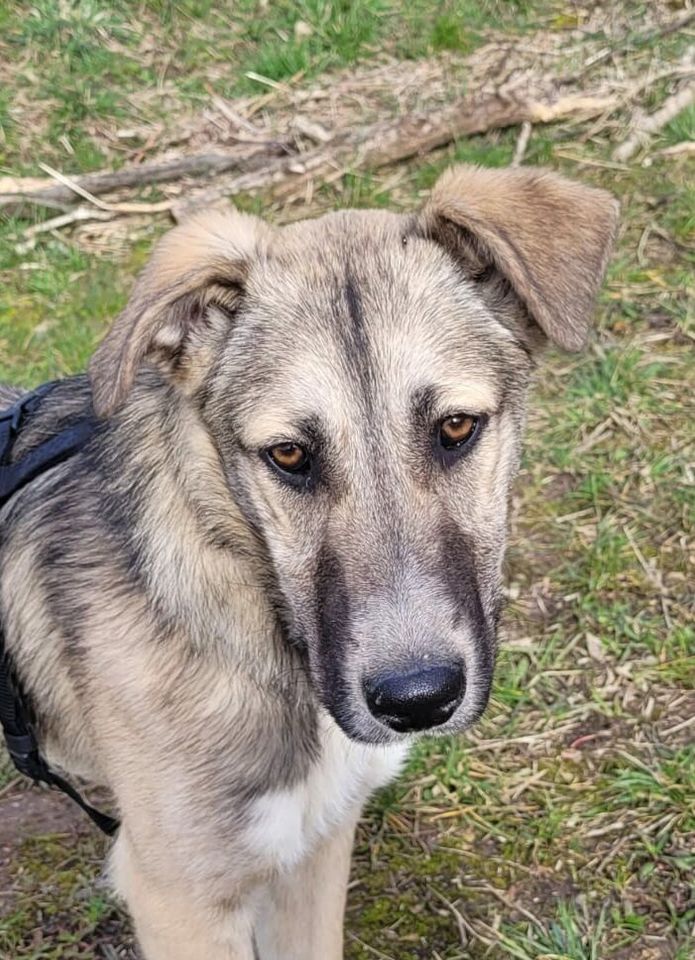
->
(112, 833, 256, 960)
(254, 817, 357, 960)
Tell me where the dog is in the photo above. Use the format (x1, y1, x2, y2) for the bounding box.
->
(0, 164, 618, 959)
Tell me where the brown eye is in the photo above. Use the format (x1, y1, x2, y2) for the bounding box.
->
(267, 443, 309, 473)
(439, 414, 478, 449)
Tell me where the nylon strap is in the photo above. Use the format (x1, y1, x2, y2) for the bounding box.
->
(0, 384, 120, 836)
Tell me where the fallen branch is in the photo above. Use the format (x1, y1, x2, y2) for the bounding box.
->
(0, 145, 292, 214)
(613, 80, 695, 162)
(5, 79, 619, 227)
(37, 163, 173, 214)
(174, 87, 619, 218)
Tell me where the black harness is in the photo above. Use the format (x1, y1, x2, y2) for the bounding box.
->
(0, 384, 119, 836)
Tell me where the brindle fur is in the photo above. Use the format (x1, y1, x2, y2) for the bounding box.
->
(0, 166, 618, 959)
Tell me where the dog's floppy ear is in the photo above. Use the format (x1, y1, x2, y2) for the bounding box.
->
(419, 165, 619, 351)
(89, 209, 271, 417)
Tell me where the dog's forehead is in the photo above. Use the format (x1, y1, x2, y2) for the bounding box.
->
(227, 208, 520, 437)
(276, 207, 407, 253)
(243, 208, 497, 344)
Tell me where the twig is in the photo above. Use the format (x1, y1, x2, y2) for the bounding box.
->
(346, 934, 397, 960)
(661, 714, 695, 737)
(292, 115, 334, 144)
(429, 886, 469, 949)
(0, 148, 291, 214)
(0, 775, 21, 799)
(511, 121, 532, 166)
(244, 71, 287, 90)
(209, 96, 267, 137)
(576, 58, 695, 146)
(428, 889, 517, 951)
(15, 207, 115, 254)
(460, 721, 578, 753)
(622, 523, 673, 631)
(37, 163, 172, 214)
(473, 879, 544, 929)
(613, 81, 695, 162)
(553, 151, 629, 170)
(655, 140, 695, 157)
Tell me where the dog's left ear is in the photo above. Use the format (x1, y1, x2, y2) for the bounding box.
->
(419, 164, 619, 351)
(89, 208, 272, 417)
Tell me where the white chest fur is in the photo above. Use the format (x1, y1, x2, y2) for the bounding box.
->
(246, 720, 407, 871)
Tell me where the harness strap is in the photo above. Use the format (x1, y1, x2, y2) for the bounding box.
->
(0, 654, 120, 835)
(0, 418, 97, 502)
(0, 384, 120, 837)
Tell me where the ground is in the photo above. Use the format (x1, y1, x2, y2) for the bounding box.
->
(0, 1, 693, 958)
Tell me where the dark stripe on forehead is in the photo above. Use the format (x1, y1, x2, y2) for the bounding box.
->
(335, 266, 375, 401)
(345, 270, 364, 333)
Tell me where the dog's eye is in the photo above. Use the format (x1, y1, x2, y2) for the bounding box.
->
(439, 414, 479, 449)
(267, 443, 310, 474)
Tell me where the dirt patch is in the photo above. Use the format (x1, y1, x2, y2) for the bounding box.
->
(0, 782, 91, 914)
(611, 942, 677, 960)
(0, 783, 138, 958)
(507, 866, 578, 920)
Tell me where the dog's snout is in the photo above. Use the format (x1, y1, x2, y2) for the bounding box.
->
(363, 663, 465, 732)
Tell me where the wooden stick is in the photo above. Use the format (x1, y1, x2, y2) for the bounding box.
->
(7, 86, 619, 229)
(0, 146, 291, 213)
(655, 140, 695, 157)
(511, 121, 532, 166)
(174, 89, 618, 218)
(37, 163, 173, 214)
(613, 81, 695, 162)
(14, 208, 115, 254)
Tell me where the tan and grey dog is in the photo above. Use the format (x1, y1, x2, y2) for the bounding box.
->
(0, 165, 618, 959)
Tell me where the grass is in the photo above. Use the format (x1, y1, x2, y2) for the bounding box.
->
(1, 1, 694, 958)
(0, 0, 567, 174)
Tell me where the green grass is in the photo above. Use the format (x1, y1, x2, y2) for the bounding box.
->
(0, 0, 565, 174)
(232, 0, 390, 89)
(662, 102, 695, 146)
(1, 1, 694, 958)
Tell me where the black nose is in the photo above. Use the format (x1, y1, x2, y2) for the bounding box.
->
(363, 663, 465, 732)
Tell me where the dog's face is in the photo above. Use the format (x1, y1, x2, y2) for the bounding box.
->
(90, 165, 618, 744)
(205, 213, 528, 742)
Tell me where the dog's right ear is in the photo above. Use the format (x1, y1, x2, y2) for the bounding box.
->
(89, 209, 271, 417)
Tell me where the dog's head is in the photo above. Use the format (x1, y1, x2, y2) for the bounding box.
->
(90, 165, 618, 744)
